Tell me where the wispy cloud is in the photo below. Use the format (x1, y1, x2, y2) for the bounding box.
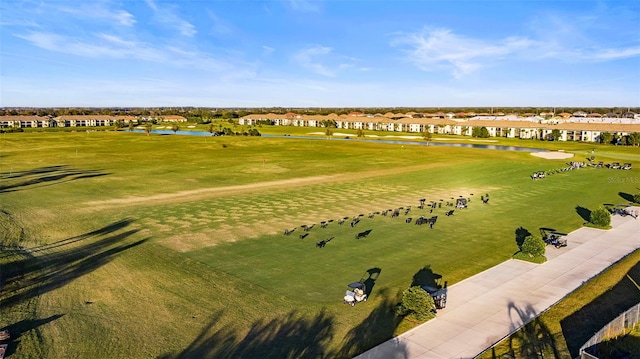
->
(15, 31, 225, 70)
(292, 45, 354, 77)
(392, 28, 534, 78)
(286, 0, 321, 13)
(0, 1, 134, 28)
(262, 45, 275, 56)
(393, 25, 640, 78)
(207, 10, 232, 35)
(593, 47, 640, 61)
(57, 3, 136, 27)
(145, 0, 196, 37)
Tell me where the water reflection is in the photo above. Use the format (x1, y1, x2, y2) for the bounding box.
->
(129, 130, 548, 153)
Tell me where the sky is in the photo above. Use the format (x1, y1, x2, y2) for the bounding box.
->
(1, 0, 639, 108)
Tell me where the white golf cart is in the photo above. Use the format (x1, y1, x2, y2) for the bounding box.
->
(343, 282, 367, 306)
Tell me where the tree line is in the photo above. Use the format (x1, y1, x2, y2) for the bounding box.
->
(2, 107, 638, 119)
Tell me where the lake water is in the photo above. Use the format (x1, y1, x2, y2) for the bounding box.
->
(129, 130, 548, 153)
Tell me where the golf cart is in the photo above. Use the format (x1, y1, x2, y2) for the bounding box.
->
(343, 282, 367, 306)
(540, 228, 568, 248)
(422, 282, 448, 309)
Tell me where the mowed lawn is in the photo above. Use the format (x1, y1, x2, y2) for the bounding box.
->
(1, 130, 639, 358)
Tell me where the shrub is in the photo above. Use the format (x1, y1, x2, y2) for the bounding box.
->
(521, 235, 545, 257)
(633, 193, 640, 204)
(590, 206, 611, 227)
(472, 127, 490, 138)
(394, 286, 436, 321)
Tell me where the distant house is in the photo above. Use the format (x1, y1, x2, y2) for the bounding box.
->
(162, 115, 188, 122)
(573, 111, 588, 117)
(228, 113, 640, 143)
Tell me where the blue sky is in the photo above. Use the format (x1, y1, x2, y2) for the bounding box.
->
(1, 0, 639, 107)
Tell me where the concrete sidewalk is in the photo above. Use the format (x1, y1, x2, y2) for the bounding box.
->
(356, 208, 640, 359)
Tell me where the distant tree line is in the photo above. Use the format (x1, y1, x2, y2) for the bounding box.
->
(2, 107, 638, 119)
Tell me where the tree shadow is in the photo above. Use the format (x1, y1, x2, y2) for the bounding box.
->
(1, 314, 65, 357)
(0, 165, 109, 193)
(0, 219, 148, 309)
(575, 206, 592, 223)
(410, 265, 443, 289)
(500, 301, 561, 358)
(515, 227, 532, 250)
(619, 192, 636, 203)
(336, 288, 407, 359)
(158, 309, 336, 359)
(560, 259, 640, 357)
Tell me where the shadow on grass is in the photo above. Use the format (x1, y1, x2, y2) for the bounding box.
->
(160, 290, 406, 359)
(560, 259, 640, 357)
(576, 206, 592, 223)
(1, 314, 65, 357)
(500, 302, 561, 358)
(411, 265, 443, 289)
(159, 309, 336, 359)
(515, 227, 532, 250)
(0, 218, 147, 309)
(0, 165, 108, 193)
(336, 288, 406, 359)
(619, 191, 636, 203)
(360, 267, 382, 297)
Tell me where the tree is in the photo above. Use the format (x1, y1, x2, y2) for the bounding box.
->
(128, 121, 134, 131)
(520, 235, 545, 257)
(325, 128, 333, 139)
(626, 132, 640, 146)
(600, 132, 613, 144)
(422, 130, 432, 144)
(590, 206, 611, 227)
(171, 123, 180, 134)
(633, 193, 640, 204)
(113, 120, 125, 130)
(472, 127, 490, 138)
(550, 129, 561, 141)
(356, 129, 365, 138)
(394, 286, 436, 321)
(144, 123, 152, 137)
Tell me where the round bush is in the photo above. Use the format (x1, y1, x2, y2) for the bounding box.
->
(395, 286, 436, 321)
(521, 235, 545, 257)
(590, 206, 611, 227)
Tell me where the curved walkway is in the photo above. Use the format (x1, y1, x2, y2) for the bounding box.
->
(356, 208, 640, 359)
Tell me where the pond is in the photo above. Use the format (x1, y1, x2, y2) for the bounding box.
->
(128, 130, 549, 153)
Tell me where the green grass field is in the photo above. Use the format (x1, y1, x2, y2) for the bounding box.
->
(1, 128, 639, 358)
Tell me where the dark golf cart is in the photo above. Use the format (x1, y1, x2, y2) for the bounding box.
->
(540, 228, 568, 248)
(422, 284, 447, 309)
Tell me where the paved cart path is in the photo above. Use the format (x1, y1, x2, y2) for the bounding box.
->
(356, 208, 640, 359)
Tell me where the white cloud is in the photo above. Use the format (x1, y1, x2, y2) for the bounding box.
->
(593, 47, 640, 61)
(207, 10, 232, 35)
(1, 1, 135, 28)
(286, 0, 321, 13)
(145, 0, 197, 37)
(392, 28, 534, 78)
(14, 31, 226, 70)
(292, 45, 354, 77)
(262, 45, 275, 56)
(393, 26, 640, 78)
